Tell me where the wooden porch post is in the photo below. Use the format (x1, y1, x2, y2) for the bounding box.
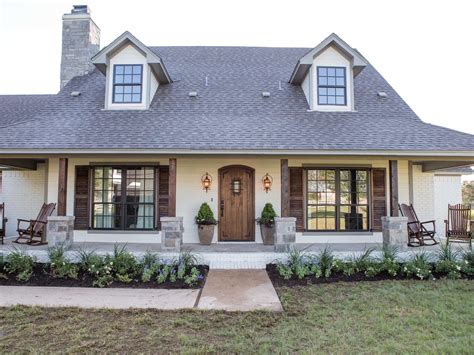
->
(389, 160, 399, 217)
(57, 158, 68, 216)
(168, 158, 177, 217)
(281, 159, 290, 217)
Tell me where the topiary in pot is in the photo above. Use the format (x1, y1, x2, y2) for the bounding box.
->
(256, 203, 277, 245)
(195, 203, 217, 245)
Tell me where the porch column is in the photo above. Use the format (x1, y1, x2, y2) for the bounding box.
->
(168, 158, 177, 217)
(57, 158, 68, 216)
(389, 160, 399, 217)
(281, 159, 290, 217)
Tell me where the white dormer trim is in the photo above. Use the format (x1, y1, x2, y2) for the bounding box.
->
(289, 33, 368, 85)
(92, 31, 172, 84)
(290, 33, 367, 112)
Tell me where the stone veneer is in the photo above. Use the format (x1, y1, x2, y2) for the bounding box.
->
(274, 217, 296, 252)
(382, 216, 408, 249)
(161, 217, 184, 252)
(60, 6, 100, 88)
(47, 216, 75, 248)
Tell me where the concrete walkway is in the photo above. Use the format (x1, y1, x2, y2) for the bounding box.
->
(0, 286, 200, 310)
(197, 270, 283, 312)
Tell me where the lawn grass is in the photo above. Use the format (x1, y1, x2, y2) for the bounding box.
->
(1, 280, 473, 353)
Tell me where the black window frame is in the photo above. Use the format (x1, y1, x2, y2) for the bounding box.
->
(91, 165, 156, 231)
(112, 64, 144, 104)
(317, 66, 347, 106)
(305, 168, 370, 232)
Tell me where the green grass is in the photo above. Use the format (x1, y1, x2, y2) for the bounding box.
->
(1, 280, 473, 353)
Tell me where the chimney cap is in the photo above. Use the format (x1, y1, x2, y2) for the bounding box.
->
(71, 5, 90, 14)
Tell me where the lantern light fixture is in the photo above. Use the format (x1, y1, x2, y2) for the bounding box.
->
(231, 179, 242, 194)
(262, 173, 273, 193)
(201, 172, 212, 192)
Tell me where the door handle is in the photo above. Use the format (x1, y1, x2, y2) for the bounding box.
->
(220, 199, 224, 217)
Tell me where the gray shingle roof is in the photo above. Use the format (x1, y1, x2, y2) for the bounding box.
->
(0, 46, 473, 152)
(0, 95, 54, 128)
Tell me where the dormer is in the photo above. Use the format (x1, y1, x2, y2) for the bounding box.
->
(91, 31, 172, 110)
(289, 33, 368, 112)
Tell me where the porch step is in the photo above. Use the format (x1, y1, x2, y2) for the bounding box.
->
(202, 252, 277, 270)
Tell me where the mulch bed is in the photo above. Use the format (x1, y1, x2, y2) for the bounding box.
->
(0, 264, 209, 289)
(266, 264, 473, 288)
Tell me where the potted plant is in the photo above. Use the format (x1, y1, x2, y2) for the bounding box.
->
(256, 203, 277, 245)
(195, 203, 217, 245)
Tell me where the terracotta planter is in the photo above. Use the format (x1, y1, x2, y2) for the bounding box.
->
(260, 224, 276, 245)
(198, 224, 215, 245)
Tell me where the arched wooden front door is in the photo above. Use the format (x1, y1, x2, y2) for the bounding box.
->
(218, 165, 255, 241)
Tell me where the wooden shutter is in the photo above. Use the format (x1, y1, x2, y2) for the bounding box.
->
(371, 168, 387, 232)
(289, 167, 305, 232)
(74, 166, 91, 230)
(156, 166, 169, 230)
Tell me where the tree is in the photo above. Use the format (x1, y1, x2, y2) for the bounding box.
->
(462, 181, 474, 205)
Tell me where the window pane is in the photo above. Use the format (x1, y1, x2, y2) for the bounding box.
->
(132, 75, 141, 84)
(124, 75, 132, 84)
(327, 67, 336, 76)
(132, 94, 141, 102)
(336, 68, 345, 77)
(114, 94, 123, 102)
(318, 67, 327, 76)
(319, 77, 327, 85)
(115, 65, 124, 74)
(133, 65, 142, 74)
(124, 66, 133, 74)
(115, 76, 124, 84)
(336, 77, 345, 86)
(336, 96, 345, 105)
(328, 96, 336, 104)
(124, 86, 132, 94)
(308, 181, 317, 192)
(124, 94, 132, 102)
(319, 96, 327, 104)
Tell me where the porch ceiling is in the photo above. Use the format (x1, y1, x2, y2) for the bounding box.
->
(419, 160, 474, 172)
(0, 159, 44, 170)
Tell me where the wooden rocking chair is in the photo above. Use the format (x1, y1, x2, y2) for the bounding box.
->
(445, 204, 473, 247)
(14, 203, 56, 245)
(0, 203, 6, 245)
(399, 203, 438, 247)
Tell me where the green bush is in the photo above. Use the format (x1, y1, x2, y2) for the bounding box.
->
(403, 252, 433, 280)
(276, 247, 321, 280)
(461, 249, 474, 276)
(256, 203, 277, 226)
(106, 244, 142, 282)
(195, 203, 217, 225)
(379, 245, 400, 277)
(4, 248, 36, 282)
(155, 250, 203, 286)
(435, 244, 462, 279)
(317, 246, 335, 278)
(48, 245, 78, 279)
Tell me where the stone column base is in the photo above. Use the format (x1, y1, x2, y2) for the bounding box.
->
(274, 217, 296, 253)
(382, 216, 408, 250)
(47, 216, 75, 249)
(161, 217, 184, 252)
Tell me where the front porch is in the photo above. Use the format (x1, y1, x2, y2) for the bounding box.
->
(0, 155, 471, 248)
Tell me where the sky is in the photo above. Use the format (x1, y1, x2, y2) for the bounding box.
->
(0, 0, 473, 135)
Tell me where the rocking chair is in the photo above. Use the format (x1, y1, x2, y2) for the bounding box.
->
(445, 204, 473, 247)
(399, 203, 438, 247)
(14, 203, 56, 245)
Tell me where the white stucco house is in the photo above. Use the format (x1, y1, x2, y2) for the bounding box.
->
(0, 5, 473, 247)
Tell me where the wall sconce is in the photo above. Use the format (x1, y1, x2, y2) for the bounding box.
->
(262, 173, 273, 193)
(231, 179, 242, 194)
(201, 172, 212, 192)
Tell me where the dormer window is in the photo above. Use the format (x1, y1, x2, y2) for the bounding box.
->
(317, 67, 346, 106)
(113, 65, 143, 103)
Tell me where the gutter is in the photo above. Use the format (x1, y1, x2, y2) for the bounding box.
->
(0, 148, 472, 158)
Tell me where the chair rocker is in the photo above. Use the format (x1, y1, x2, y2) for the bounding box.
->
(14, 203, 56, 245)
(399, 203, 438, 247)
(445, 204, 473, 247)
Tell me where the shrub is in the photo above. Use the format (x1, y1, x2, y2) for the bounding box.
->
(106, 244, 142, 282)
(403, 252, 433, 280)
(461, 249, 474, 276)
(195, 203, 217, 225)
(4, 248, 36, 282)
(256, 203, 277, 226)
(317, 246, 335, 278)
(141, 251, 162, 282)
(379, 245, 400, 277)
(435, 244, 462, 279)
(154, 249, 203, 286)
(276, 247, 320, 280)
(47, 245, 78, 279)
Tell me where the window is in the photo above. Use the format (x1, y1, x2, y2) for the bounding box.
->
(92, 166, 155, 230)
(317, 67, 346, 106)
(307, 168, 369, 231)
(112, 65, 143, 103)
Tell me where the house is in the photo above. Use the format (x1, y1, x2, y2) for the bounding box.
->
(0, 5, 473, 246)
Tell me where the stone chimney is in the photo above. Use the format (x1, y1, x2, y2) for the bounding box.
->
(60, 5, 100, 89)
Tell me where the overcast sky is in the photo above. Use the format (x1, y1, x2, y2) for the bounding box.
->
(0, 0, 473, 135)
